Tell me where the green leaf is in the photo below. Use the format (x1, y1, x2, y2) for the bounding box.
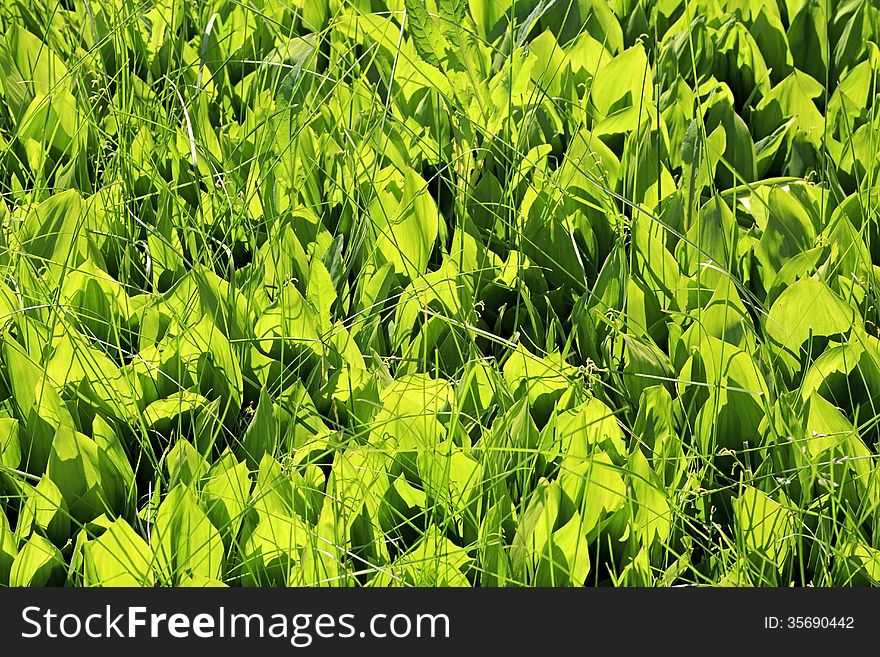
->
(679, 335, 769, 450)
(628, 449, 672, 551)
(417, 439, 481, 518)
(787, 0, 828, 84)
(166, 438, 209, 489)
(18, 477, 70, 546)
(558, 451, 626, 536)
(503, 345, 576, 425)
(405, 0, 444, 68)
(368, 166, 440, 281)
(539, 0, 623, 50)
(10, 534, 66, 586)
(0, 511, 16, 585)
(0, 417, 21, 471)
(800, 330, 880, 409)
(240, 513, 309, 586)
(17, 190, 99, 278)
(733, 486, 795, 579)
(713, 22, 770, 101)
(535, 511, 590, 586)
(835, 540, 880, 586)
(547, 397, 628, 466)
(0, 25, 70, 122)
(93, 416, 135, 516)
(47, 426, 115, 523)
(680, 117, 701, 166)
(511, 479, 566, 584)
(755, 187, 817, 283)
(82, 519, 154, 587)
(752, 71, 824, 145)
(306, 255, 338, 336)
(369, 525, 471, 586)
(590, 44, 653, 135)
(151, 484, 225, 584)
(469, 0, 513, 42)
(676, 195, 739, 278)
(3, 335, 77, 473)
(764, 277, 860, 373)
(240, 388, 279, 470)
(202, 451, 252, 546)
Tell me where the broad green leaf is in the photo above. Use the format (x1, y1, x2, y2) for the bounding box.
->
(765, 278, 860, 373)
(752, 70, 824, 145)
(534, 511, 590, 586)
(151, 484, 225, 584)
(202, 451, 252, 546)
(18, 477, 70, 546)
(93, 416, 135, 515)
(629, 449, 672, 550)
(503, 345, 576, 425)
(679, 335, 769, 450)
(405, 0, 444, 68)
(417, 439, 481, 518)
(0, 417, 20, 471)
(787, 0, 828, 84)
(733, 486, 795, 577)
(369, 525, 471, 586)
(713, 22, 770, 101)
(468, 0, 512, 41)
(3, 335, 77, 473)
(178, 573, 229, 587)
(240, 388, 279, 470)
(510, 479, 565, 583)
(9, 534, 66, 586)
(16, 190, 99, 278)
(590, 44, 653, 136)
(540, 0, 623, 50)
(558, 451, 627, 536)
(47, 426, 113, 524)
(755, 187, 817, 283)
(547, 397, 627, 466)
(0, 511, 16, 584)
(166, 439, 209, 489)
(240, 514, 309, 586)
(0, 25, 70, 121)
(835, 540, 880, 586)
(368, 166, 440, 281)
(82, 519, 154, 587)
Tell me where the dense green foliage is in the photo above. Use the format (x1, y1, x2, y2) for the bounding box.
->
(1, 0, 880, 586)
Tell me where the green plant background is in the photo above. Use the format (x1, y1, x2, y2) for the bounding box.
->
(0, 0, 879, 587)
